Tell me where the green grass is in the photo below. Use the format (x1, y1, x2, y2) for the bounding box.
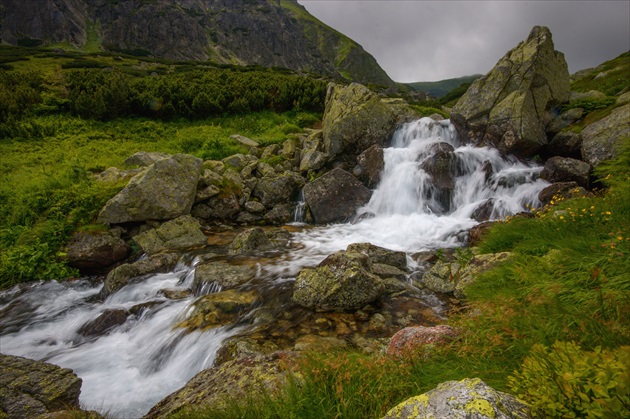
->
(571, 52, 630, 96)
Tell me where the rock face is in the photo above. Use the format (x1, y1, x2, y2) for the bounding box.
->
(540, 156, 591, 188)
(0, 354, 82, 418)
(451, 26, 570, 158)
(303, 168, 372, 224)
(132, 215, 207, 255)
(292, 249, 384, 311)
(1, 0, 394, 87)
(322, 83, 397, 161)
(144, 352, 293, 419)
(97, 154, 202, 224)
(382, 378, 531, 419)
(580, 103, 630, 166)
(66, 231, 130, 270)
(354, 145, 385, 188)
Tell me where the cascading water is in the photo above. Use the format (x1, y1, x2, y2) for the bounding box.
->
(0, 117, 549, 417)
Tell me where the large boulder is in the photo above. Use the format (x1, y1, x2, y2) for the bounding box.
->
(132, 215, 207, 255)
(580, 103, 630, 167)
(451, 26, 570, 158)
(123, 151, 171, 167)
(99, 253, 180, 298)
(303, 168, 372, 224)
(292, 250, 384, 311)
(322, 83, 397, 161)
(144, 352, 293, 419)
(66, 231, 130, 270)
(97, 154, 202, 224)
(382, 378, 531, 419)
(0, 354, 83, 418)
(540, 156, 591, 188)
(252, 174, 302, 209)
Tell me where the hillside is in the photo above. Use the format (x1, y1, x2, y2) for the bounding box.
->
(406, 74, 482, 98)
(0, 0, 394, 87)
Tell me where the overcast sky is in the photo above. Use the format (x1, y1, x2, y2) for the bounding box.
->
(297, 0, 630, 82)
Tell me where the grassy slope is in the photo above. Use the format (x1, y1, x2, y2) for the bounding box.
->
(405, 74, 482, 98)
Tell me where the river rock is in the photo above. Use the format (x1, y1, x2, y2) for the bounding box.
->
(193, 262, 255, 292)
(303, 168, 372, 224)
(292, 250, 384, 311)
(0, 354, 82, 418)
(252, 174, 301, 209)
(538, 181, 589, 206)
(540, 156, 591, 188)
(322, 83, 397, 161)
(124, 151, 171, 167)
(346, 243, 407, 270)
(386, 325, 458, 358)
(176, 290, 257, 331)
(382, 378, 531, 419)
(66, 231, 130, 270)
(97, 154, 202, 224)
(94, 167, 144, 184)
(132, 215, 207, 255)
(353, 144, 384, 188)
(451, 26, 570, 158)
(192, 193, 241, 221)
(143, 352, 293, 419)
(228, 227, 272, 255)
(580, 103, 630, 167)
(77, 309, 129, 337)
(263, 203, 292, 225)
(546, 131, 582, 159)
(100, 253, 180, 298)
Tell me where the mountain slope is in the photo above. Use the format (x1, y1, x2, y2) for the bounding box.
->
(0, 0, 394, 87)
(406, 75, 482, 98)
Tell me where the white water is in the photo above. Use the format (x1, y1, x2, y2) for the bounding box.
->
(0, 118, 548, 417)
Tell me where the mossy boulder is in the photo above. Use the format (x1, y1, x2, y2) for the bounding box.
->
(580, 103, 630, 167)
(66, 231, 130, 270)
(176, 290, 257, 331)
(451, 26, 570, 158)
(346, 243, 407, 270)
(97, 154, 202, 224)
(382, 378, 531, 419)
(0, 354, 83, 418)
(193, 261, 255, 292)
(99, 253, 180, 298)
(228, 227, 272, 255)
(132, 215, 207, 255)
(292, 250, 384, 311)
(252, 173, 302, 209)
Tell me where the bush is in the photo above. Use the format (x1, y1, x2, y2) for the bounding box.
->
(509, 341, 630, 418)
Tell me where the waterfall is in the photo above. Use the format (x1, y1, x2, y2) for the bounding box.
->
(292, 189, 307, 224)
(0, 117, 549, 417)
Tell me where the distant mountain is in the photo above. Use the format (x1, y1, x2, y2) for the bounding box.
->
(405, 75, 483, 98)
(0, 0, 395, 87)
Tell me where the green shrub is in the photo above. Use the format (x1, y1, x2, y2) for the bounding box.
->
(509, 341, 630, 418)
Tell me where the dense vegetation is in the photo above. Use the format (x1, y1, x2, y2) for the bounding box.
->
(0, 46, 326, 287)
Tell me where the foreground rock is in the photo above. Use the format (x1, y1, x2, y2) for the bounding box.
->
(132, 215, 207, 255)
(540, 156, 591, 187)
(451, 26, 570, 158)
(303, 168, 372, 224)
(99, 253, 180, 298)
(382, 378, 531, 419)
(0, 354, 83, 418)
(66, 231, 130, 270)
(143, 352, 293, 419)
(98, 154, 202, 224)
(293, 247, 392, 311)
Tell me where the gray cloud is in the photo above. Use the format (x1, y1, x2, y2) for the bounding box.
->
(297, 0, 630, 82)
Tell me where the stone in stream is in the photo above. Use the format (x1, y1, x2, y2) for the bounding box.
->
(66, 231, 130, 270)
(99, 253, 180, 298)
(132, 215, 207, 255)
(382, 378, 531, 419)
(176, 290, 257, 331)
(77, 309, 130, 337)
(353, 144, 384, 188)
(193, 261, 255, 292)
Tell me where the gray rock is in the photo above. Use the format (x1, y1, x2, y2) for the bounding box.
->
(546, 131, 582, 159)
(252, 174, 301, 209)
(581, 103, 630, 166)
(299, 149, 328, 172)
(222, 154, 252, 172)
(193, 262, 255, 291)
(94, 167, 144, 184)
(244, 201, 266, 214)
(451, 26, 570, 158)
(540, 156, 591, 188)
(77, 309, 129, 337)
(67, 231, 130, 270)
(0, 354, 82, 418)
(192, 193, 241, 221)
(97, 154, 202, 224)
(292, 250, 384, 311)
(382, 378, 531, 419)
(203, 160, 225, 175)
(346, 243, 407, 270)
(538, 181, 589, 206)
(354, 144, 384, 188)
(230, 134, 259, 148)
(261, 144, 281, 160)
(263, 204, 292, 225)
(303, 168, 372, 224)
(228, 227, 272, 255)
(124, 151, 171, 167)
(132, 215, 207, 255)
(100, 253, 180, 298)
(256, 161, 276, 178)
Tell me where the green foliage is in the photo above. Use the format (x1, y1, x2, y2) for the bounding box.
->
(509, 341, 630, 418)
(562, 97, 616, 113)
(0, 70, 44, 123)
(571, 52, 630, 96)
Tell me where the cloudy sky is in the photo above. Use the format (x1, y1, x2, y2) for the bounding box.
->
(297, 0, 630, 82)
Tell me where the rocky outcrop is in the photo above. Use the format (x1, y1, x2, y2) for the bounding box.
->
(132, 215, 207, 255)
(540, 156, 591, 188)
(292, 248, 385, 311)
(382, 378, 531, 419)
(0, 354, 83, 418)
(386, 325, 457, 358)
(66, 231, 130, 270)
(580, 103, 630, 166)
(302, 168, 372, 224)
(99, 253, 180, 298)
(2, 0, 394, 87)
(97, 154, 202, 224)
(144, 352, 293, 419)
(322, 83, 397, 161)
(353, 145, 384, 188)
(451, 26, 570, 158)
